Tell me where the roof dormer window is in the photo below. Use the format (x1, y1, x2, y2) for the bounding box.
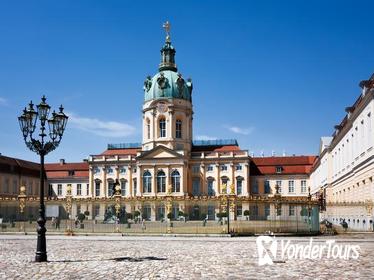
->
(276, 166, 283, 174)
(68, 170, 75, 176)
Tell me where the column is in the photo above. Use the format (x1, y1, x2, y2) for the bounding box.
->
(215, 163, 221, 195)
(152, 166, 157, 195)
(245, 163, 250, 196)
(128, 164, 133, 197)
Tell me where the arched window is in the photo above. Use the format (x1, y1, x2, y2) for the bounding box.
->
(157, 170, 166, 193)
(146, 118, 151, 139)
(120, 179, 127, 196)
(236, 176, 244, 195)
(159, 118, 166, 138)
(143, 171, 152, 193)
(221, 176, 229, 186)
(171, 170, 181, 192)
(207, 177, 215, 196)
(176, 119, 182, 139)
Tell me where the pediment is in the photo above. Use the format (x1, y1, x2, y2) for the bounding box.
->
(137, 145, 184, 160)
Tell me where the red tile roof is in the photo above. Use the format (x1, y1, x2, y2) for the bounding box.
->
(0, 155, 40, 177)
(251, 156, 317, 175)
(100, 148, 140, 156)
(45, 162, 89, 179)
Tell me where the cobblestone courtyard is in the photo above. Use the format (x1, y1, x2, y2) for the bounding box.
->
(1, 234, 374, 279)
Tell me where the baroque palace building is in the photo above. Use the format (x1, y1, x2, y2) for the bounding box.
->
(0, 24, 323, 230)
(310, 74, 374, 231)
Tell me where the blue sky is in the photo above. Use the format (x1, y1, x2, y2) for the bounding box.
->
(0, 0, 374, 163)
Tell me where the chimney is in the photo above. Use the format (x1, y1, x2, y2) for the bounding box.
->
(271, 150, 275, 157)
(59, 159, 65, 165)
(282, 150, 286, 157)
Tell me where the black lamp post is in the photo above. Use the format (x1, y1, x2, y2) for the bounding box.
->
(18, 95, 68, 262)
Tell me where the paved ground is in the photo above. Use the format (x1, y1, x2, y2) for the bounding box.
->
(1, 234, 374, 279)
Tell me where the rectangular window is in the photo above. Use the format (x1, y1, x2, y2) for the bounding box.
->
(86, 184, 89, 196)
(159, 119, 166, 137)
(77, 184, 82, 196)
(133, 179, 137, 195)
(108, 181, 114, 196)
(95, 181, 100, 196)
(236, 205, 243, 217)
(157, 206, 165, 221)
(120, 167, 126, 174)
(94, 205, 100, 218)
(207, 205, 215, 220)
(265, 205, 270, 217)
(207, 180, 215, 196)
(235, 164, 242, 171)
(207, 165, 214, 172)
(276, 166, 283, 174)
(289, 205, 295, 216)
(57, 184, 62, 196)
(276, 180, 282, 193)
(192, 165, 200, 174)
(288, 180, 295, 193)
(68, 170, 75, 176)
(121, 180, 127, 196)
(236, 179, 243, 195)
(48, 184, 53, 196)
(176, 120, 182, 139)
(192, 178, 200, 196)
(301, 180, 307, 193)
(264, 180, 270, 194)
(221, 165, 228, 171)
(252, 180, 259, 194)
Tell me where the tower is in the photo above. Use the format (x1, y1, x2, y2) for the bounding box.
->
(142, 22, 193, 154)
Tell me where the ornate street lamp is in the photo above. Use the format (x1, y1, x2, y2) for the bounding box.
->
(18, 95, 68, 262)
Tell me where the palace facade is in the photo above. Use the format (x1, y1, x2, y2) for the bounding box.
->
(310, 74, 374, 231)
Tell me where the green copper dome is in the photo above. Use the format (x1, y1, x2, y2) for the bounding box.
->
(144, 70, 192, 102)
(143, 29, 193, 102)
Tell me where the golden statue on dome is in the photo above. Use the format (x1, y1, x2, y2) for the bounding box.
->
(163, 21, 171, 42)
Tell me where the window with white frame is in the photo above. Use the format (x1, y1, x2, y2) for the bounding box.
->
(86, 184, 89, 196)
(276, 180, 282, 193)
(276, 166, 283, 174)
(176, 119, 182, 139)
(143, 171, 152, 193)
(289, 205, 295, 216)
(107, 167, 113, 174)
(301, 180, 307, 193)
(159, 118, 166, 138)
(121, 179, 127, 196)
(207, 165, 214, 172)
(120, 167, 126, 174)
(146, 118, 151, 139)
(77, 184, 82, 196)
(221, 165, 228, 171)
(288, 180, 295, 193)
(235, 164, 242, 171)
(95, 181, 101, 196)
(57, 184, 62, 196)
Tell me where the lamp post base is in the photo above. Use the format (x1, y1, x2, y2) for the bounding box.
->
(35, 252, 47, 262)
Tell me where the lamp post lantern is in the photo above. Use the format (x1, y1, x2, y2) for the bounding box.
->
(18, 95, 68, 262)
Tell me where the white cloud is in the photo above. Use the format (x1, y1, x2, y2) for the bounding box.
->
(225, 125, 254, 135)
(194, 135, 217, 141)
(0, 97, 8, 106)
(67, 112, 136, 138)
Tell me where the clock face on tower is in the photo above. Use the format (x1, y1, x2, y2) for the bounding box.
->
(157, 102, 167, 113)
